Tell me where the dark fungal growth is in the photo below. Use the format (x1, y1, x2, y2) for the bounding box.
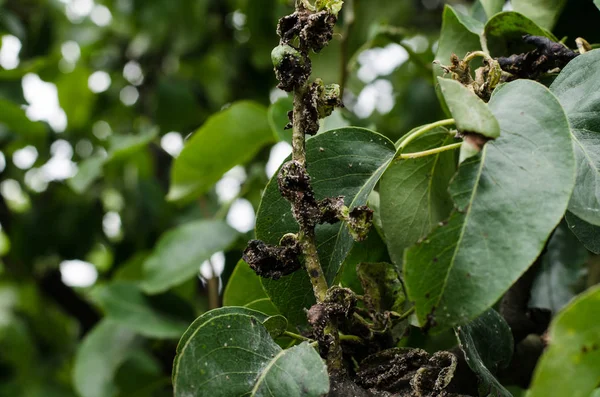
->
(497, 35, 578, 79)
(242, 235, 302, 280)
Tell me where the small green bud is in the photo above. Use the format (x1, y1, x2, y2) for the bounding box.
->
(271, 44, 302, 68)
(271, 44, 311, 92)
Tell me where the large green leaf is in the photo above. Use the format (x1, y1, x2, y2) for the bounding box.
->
(528, 286, 600, 397)
(168, 101, 274, 204)
(0, 97, 46, 139)
(484, 11, 557, 57)
(435, 5, 482, 75)
(255, 127, 395, 325)
(565, 211, 600, 255)
(437, 77, 500, 138)
(91, 282, 188, 339)
(404, 80, 575, 331)
(455, 309, 513, 397)
(550, 50, 600, 227)
(530, 221, 588, 313)
(173, 307, 329, 397)
(141, 220, 238, 294)
(56, 67, 95, 131)
(223, 260, 280, 315)
(73, 320, 137, 397)
(106, 129, 158, 163)
(596, 0, 600, 11)
(380, 130, 457, 266)
(511, 0, 567, 30)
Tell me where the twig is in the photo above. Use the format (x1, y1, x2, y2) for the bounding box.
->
(398, 142, 462, 159)
(396, 118, 455, 152)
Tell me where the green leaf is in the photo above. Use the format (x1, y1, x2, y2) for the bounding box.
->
(435, 5, 482, 74)
(56, 67, 96, 131)
(380, 130, 457, 266)
(106, 129, 158, 163)
(404, 80, 575, 331)
(484, 11, 557, 57)
(0, 97, 46, 139)
(454, 8, 486, 35)
(173, 307, 329, 397)
(223, 260, 280, 315)
(530, 221, 589, 313)
(437, 77, 500, 138)
(73, 320, 137, 397)
(596, 0, 600, 11)
(268, 96, 294, 144)
(141, 220, 238, 294)
(566, 212, 600, 255)
(550, 50, 600, 227)
(255, 127, 395, 326)
(168, 101, 274, 204)
(68, 155, 105, 194)
(438, 77, 500, 138)
(357, 262, 406, 314)
(474, 0, 505, 20)
(455, 309, 513, 397)
(511, 0, 567, 30)
(528, 286, 600, 397)
(91, 282, 188, 339)
(335, 229, 390, 294)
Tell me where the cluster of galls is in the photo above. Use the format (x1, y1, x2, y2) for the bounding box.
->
(272, 4, 337, 92)
(243, 161, 373, 280)
(242, 234, 302, 280)
(439, 35, 580, 102)
(307, 286, 357, 357)
(277, 160, 372, 235)
(437, 53, 503, 102)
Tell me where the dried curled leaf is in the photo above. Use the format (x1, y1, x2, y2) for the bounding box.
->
(242, 236, 302, 279)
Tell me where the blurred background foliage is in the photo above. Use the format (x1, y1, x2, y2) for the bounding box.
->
(0, 0, 599, 395)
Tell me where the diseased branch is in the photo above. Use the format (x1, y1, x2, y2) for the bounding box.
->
(245, 0, 353, 375)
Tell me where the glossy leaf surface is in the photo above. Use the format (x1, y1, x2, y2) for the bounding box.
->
(256, 127, 395, 325)
(168, 101, 274, 203)
(173, 307, 329, 397)
(404, 80, 575, 330)
(380, 130, 457, 266)
(550, 50, 600, 227)
(141, 220, 238, 294)
(529, 286, 600, 397)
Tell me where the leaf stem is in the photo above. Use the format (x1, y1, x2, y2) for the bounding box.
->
(398, 142, 462, 159)
(339, 334, 363, 343)
(390, 306, 415, 322)
(397, 118, 455, 152)
(284, 330, 315, 343)
(464, 50, 489, 64)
